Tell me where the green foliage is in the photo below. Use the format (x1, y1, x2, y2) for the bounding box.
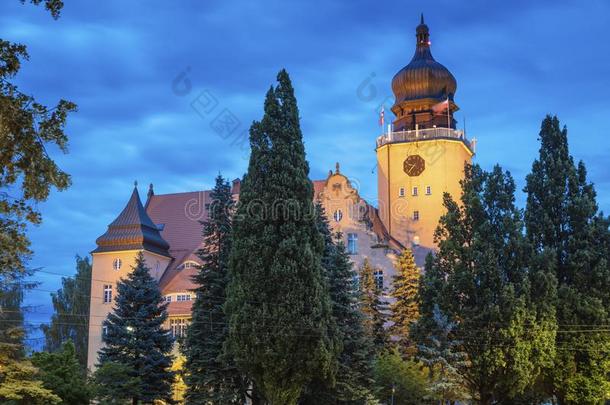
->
(92, 362, 141, 405)
(226, 70, 336, 404)
(1, 0, 75, 277)
(389, 248, 420, 357)
(358, 258, 388, 352)
(19, 0, 64, 19)
(299, 208, 375, 404)
(524, 115, 610, 404)
(41, 255, 91, 369)
(183, 174, 245, 404)
(416, 305, 469, 404)
(373, 348, 430, 405)
(414, 163, 557, 404)
(97, 252, 175, 404)
(31, 341, 91, 404)
(0, 277, 61, 405)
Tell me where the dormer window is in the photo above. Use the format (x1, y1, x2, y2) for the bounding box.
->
(178, 261, 198, 271)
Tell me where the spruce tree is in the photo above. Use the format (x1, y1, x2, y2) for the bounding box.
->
(524, 115, 610, 404)
(414, 164, 556, 404)
(183, 174, 245, 404)
(226, 70, 335, 404)
(42, 255, 91, 370)
(300, 207, 375, 404)
(359, 258, 388, 352)
(97, 252, 174, 404)
(389, 248, 420, 358)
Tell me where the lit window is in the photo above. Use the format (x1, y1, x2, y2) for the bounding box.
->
(413, 211, 420, 221)
(112, 258, 122, 271)
(333, 209, 343, 222)
(412, 186, 418, 196)
(347, 233, 358, 254)
(170, 318, 189, 338)
(426, 186, 431, 195)
(374, 270, 384, 290)
(399, 187, 405, 197)
(103, 284, 112, 303)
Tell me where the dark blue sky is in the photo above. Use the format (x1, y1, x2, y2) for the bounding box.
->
(4, 0, 609, 345)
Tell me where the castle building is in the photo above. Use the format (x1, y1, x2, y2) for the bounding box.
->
(86, 16, 474, 370)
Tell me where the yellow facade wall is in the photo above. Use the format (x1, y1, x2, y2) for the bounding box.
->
(377, 139, 472, 249)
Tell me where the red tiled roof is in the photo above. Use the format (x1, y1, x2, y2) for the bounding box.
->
(145, 191, 210, 294)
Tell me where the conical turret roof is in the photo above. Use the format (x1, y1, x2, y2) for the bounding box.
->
(93, 184, 171, 257)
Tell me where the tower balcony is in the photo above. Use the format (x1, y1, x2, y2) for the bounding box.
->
(376, 127, 475, 154)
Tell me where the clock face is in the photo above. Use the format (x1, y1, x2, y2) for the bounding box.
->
(403, 155, 425, 177)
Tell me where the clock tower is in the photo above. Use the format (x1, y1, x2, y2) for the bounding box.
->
(376, 15, 474, 252)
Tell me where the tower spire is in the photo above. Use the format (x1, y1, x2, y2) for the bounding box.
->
(420, 13, 424, 25)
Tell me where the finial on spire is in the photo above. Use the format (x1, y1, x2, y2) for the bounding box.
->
(148, 183, 154, 198)
(420, 13, 424, 25)
(134, 180, 138, 188)
(335, 162, 340, 174)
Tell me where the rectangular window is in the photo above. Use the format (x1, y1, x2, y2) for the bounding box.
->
(102, 325, 108, 337)
(374, 270, 384, 291)
(177, 294, 192, 302)
(103, 284, 112, 303)
(165, 295, 172, 302)
(347, 233, 358, 254)
(426, 185, 432, 195)
(412, 186, 418, 196)
(413, 210, 420, 221)
(399, 187, 405, 197)
(170, 318, 189, 338)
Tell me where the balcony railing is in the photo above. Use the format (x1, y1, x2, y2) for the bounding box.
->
(376, 127, 475, 153)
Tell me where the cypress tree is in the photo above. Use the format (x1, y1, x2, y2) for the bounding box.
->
(389, 248, 420, 358)
(524, 115, 610, 404)
(414, 164, 556, 404)
(300, 207, 375, 404)
(42, 255, 91, 370)
(183, 174, 245, 404)
(97, 252, 175, 404)
(359, 258, 388, 352)
(226, 70, 335, 405)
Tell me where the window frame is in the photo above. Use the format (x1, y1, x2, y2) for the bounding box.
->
(412, 186, 418, 196)
(413, 210, 420, 221)
(425, 185, 432, 195)
(103, 284, 112, 304)
(399, 187, 405, 197)
(347, 233, 358, 255)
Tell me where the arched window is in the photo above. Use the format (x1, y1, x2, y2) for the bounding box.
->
(333, 209, 343, 222)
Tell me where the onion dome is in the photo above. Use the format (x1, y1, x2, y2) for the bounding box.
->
(391, 14, 457, 105)
(93, 182, 171, 257)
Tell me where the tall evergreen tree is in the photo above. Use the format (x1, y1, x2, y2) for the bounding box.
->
(389, 248, 420, 357)
(524, 115, 610, 404)
(97, 252, 175, 404)
(414, 164, 556, 404)
(41, 255, 91, 370)
(183, 174, 245, 404)
(300, 207, 375, 404)
(359, 258, 388, 352)
(226, 70, 336, 404)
